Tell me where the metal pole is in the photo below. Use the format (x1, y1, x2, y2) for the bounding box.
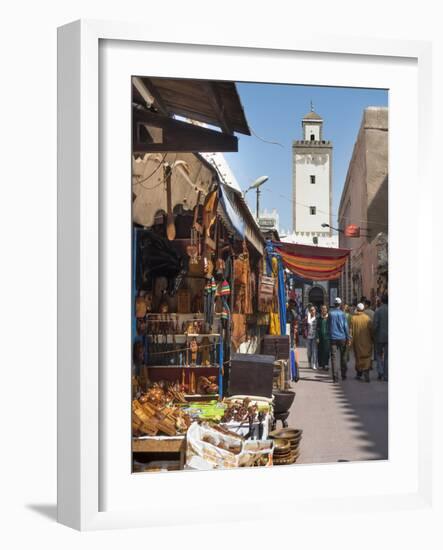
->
(256, 187, 260, 219)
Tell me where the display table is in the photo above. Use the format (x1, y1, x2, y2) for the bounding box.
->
(132, 435, 186, 469)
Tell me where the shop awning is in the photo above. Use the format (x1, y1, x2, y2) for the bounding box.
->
(218, 184, 265, 255)
(273, 242, 350, 281)
(133, 77, 250, 135)
(132, 77, 250, 153)
(218, 183, 246, 239)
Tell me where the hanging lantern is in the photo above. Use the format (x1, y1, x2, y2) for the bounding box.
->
(344, 224, 360, 237)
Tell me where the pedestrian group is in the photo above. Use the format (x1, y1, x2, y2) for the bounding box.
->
(297, 294, 388, 383)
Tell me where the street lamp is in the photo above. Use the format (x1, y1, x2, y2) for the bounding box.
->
(244, 175, 269, 219)
(321, 222, 343, 233)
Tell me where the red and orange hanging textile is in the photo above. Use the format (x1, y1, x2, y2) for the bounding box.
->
(273, 242, 350, 281)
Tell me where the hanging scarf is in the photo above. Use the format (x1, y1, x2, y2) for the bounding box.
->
(265, 241, 287, 335)
(204, 276, 216, 328)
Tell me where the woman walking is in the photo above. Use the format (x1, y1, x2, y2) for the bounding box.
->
(316, 304, 330, 370)
(306, 305, 318, 370)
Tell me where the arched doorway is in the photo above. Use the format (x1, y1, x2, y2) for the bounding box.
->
(308, 286, 325, 309)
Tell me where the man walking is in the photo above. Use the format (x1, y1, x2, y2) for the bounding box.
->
(350, 303, 373, 382)
(373, 294, 388, 381)
(328, 297, 350, 382)
(363, 299, 375, 322)
(317, 304, 330, 370)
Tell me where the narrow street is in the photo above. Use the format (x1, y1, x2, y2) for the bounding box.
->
(287, 345, 388, 464)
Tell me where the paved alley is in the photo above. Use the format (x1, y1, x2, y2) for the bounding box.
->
(287, 345, 388, 464)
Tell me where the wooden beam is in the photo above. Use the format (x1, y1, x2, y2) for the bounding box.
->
(205, 82, 234, 135)
(132, 76, 156, 108)
(140, 77, 170, 116)
(133, 107, 238, 153)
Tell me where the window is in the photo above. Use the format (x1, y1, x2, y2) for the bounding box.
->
(310, 134, 315, 141)
(310, 175, 316, 184)
(309, 206, 316, 215)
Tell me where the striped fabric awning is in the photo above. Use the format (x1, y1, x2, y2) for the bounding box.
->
(273, 242, 350, 281)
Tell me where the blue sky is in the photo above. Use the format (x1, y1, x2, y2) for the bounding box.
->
(225, 83, 388, 232)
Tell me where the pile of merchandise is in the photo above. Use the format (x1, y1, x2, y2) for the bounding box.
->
(186, 421, 274, 470)
(269, 428, 303, 465)
(132, 383, 192, 436)
(221, 396, 259, 423)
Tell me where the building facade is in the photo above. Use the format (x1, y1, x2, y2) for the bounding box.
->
(338, 107, 388, 305)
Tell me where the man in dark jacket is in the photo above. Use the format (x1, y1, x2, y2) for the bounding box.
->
(373, 294, 388, 381)
(328, 297, 350, 382)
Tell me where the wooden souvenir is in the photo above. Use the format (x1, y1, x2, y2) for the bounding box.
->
(164, 165, 176, 241)
(202, 190, 218, 237)
(192, 292, 203, 314)
(190, 337, 198, 366)
(177, 289, 190, 313)
(200, 336, 211, 366)
(144, 293, 153, 313)
(257, 275, 275, 312)
(158, 296, 169, 313)
(135, 296, 147, 318)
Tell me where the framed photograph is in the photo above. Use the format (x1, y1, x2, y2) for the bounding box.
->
(57, 19, 433, 530)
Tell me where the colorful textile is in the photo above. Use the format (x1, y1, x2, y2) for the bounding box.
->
(265, 241, 287, 335)
(269, 311, 281, 335)
(273, 242, 350, 281)
(220, 279, 231, 295)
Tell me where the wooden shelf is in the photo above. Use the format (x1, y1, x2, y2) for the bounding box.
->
(184, 393, 219, 399)
(145, 364, 219, 369)
(142, 333, 220, 340)
(143, 314, 205, 318)
(185, 333, 220, 338)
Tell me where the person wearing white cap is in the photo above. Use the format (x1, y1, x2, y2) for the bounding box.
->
(328, 297, 350, 382)
(350, 303, 374, 382)
(306, 305, 319, 370)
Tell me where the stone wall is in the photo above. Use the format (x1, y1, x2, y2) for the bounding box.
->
(338, 107, 388, 304)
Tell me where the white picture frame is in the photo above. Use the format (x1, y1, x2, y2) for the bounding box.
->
(57, 19, 433, 531)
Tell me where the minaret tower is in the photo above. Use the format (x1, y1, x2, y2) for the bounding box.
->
(292, 104, 332, 236)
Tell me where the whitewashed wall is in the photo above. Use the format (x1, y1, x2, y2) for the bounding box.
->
(304, 123, 321, 140)
(294, 152, 331, 232)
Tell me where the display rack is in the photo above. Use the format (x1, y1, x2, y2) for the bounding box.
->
(134, 314, 223, 399)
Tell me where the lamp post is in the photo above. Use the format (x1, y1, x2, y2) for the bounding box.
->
(244, 175, 269, 219)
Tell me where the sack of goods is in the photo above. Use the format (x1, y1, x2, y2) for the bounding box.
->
(186, 422, 273, 470)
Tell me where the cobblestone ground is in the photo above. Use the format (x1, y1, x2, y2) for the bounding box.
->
(285, 345, 388, 464)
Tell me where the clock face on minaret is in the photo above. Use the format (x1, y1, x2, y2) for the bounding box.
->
(292, 109, 332, 235)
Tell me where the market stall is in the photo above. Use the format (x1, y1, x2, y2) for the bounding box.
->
(131, 151, 278, 471)
(130, 77, 303, 472)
